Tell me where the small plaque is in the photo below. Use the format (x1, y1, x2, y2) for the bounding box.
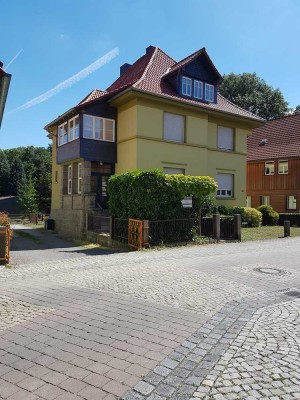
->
(181, 197, 193, 208)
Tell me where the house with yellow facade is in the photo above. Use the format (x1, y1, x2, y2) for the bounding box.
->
(45, 45, 264, 238)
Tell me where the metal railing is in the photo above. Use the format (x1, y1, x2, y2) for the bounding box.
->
(112, 218, 128, 243)
(149, 218, 196, 245)
(201, 216, 214, 238)
(86, 214, 110, 233)
(220, 216, 235, 239)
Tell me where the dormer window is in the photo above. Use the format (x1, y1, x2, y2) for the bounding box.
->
(182, 76, 192, 96)
(205, 83, 214, 102)
(194, 80, 203, 99)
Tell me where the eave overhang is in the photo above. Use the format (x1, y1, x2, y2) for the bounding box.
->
(109, 87, 265, 129)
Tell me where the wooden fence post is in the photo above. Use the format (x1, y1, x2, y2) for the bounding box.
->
(234, 214, 242, 242)
(213, 214, 220, 242)
(284, 220, 290, 237)
(143, 220, 149, 247)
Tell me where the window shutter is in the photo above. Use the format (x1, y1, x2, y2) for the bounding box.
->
(218, 127, 233, 150)
(163, 113, 184, 142)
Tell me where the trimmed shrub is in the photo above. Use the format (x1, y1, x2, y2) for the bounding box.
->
(217, 205, 245, 217)
(278, 213, 300, 227)
(257, 205, 279, 226)
(242, 207, 262, 227)
(107, 169, 217, 220)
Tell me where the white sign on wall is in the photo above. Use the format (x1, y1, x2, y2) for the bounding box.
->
(181, 197, 193, 208)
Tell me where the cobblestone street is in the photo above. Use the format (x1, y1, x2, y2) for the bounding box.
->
(1, 235, 300, 399)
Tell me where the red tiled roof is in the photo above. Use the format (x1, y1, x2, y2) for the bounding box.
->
(78, 89, 108, 105)
(247, 113, 300, 161)
(47, 46, 264, 127)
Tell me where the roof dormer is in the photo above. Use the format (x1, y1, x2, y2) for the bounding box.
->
(164, 48, 222, 104)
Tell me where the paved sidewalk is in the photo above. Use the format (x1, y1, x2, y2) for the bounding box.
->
(1, 237, 300, 399)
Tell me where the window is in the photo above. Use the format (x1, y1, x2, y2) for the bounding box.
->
(83, 115, 115, 142)
(246, 196, 251, 208)
(163, 167, 185, 175)
(205, 83, 214, 102)
(163, 112, 185, 143)
(58, 122, 68, 146)
(78, 163, 82, 194)
(279, 160, 288, 174)
(194, 80, 203, 99)
(217, 173, 233, 197)
(68, 165, 72, 194)
(68, 116, 79, 142)
(182, 76, 192, 96)
(265, 161, 274, 175)
(287, 195, 297, 210)
(261, 196, 270, 206)
(218, 126, 234, 151)
(54, 171, 58, 183)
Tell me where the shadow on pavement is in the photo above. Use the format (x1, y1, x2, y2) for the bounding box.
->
(10, 224, 129, 265)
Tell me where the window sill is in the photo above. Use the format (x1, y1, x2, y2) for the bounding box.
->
(216, 197, 236, 200)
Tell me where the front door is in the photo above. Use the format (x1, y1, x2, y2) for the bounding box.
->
(96, 175, 110, 209)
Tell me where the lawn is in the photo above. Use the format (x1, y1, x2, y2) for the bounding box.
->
(242, 225, 300, 241)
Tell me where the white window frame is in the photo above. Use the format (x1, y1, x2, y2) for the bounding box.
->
(205, 83, 214, 102)
(163, 112, 185, 143)
(182, 76, 192, 96)
(58, 122, 68, 146)
(193, 80, 203, 99)
(261, 195, 270, 206)
(68, 115, 79, 142)
(78, 163, 82, 194)
(83, 115, 115, 142)
(68, 165, 72, 195)
(246, 196, 251, 208)
(217, 126, 234, 151)
(278, 160, 288, 175)
(163, 167, 185, 175)
(287, 195, 297, 210)
(217, 173, 233, 198)
(265, 161, 274, 175)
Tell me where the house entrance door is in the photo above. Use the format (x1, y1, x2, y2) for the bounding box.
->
(96, 175, 110, 209)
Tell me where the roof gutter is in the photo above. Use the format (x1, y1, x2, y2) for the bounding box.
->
(109, 87, 265, 127)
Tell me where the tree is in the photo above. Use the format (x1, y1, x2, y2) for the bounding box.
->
(0, 152, 10, 196)
(9, 158, 26, 195)
(18, 179, 38, 214)
(219, 73, 288, 120)
(294, 105, 300, 113)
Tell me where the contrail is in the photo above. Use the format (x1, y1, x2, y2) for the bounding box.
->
(5, 49, 23, 70)
(14, 47, 119, 112)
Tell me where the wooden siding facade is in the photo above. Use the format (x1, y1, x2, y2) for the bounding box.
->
(247, 157, 300, 213)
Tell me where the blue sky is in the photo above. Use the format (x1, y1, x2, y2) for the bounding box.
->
(1, 0, 299, 149)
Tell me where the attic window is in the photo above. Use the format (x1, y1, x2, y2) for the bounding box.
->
(205, 83, 214, 102)
(182, 76, 192, 96)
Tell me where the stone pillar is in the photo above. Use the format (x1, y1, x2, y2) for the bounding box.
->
(284, 220, 290, 237)
(213, 214, 220, 242)
(234, 214, 242, 242)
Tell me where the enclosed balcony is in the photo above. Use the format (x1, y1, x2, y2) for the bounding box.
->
(56, 114, 117, 164)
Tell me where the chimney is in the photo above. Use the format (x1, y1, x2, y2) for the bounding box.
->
(146, 45, 155, 54)
(120, 63, 131, 76)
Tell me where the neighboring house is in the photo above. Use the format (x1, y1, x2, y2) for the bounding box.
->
(247, 113, 300, 213)
(0, 61, 11, 129)
(45, 45, 263, 239)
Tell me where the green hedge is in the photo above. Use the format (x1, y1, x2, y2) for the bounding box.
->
(107, 169, 217, 220)
(278, 213, 300, 227)
(257, 205, 279, 226)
